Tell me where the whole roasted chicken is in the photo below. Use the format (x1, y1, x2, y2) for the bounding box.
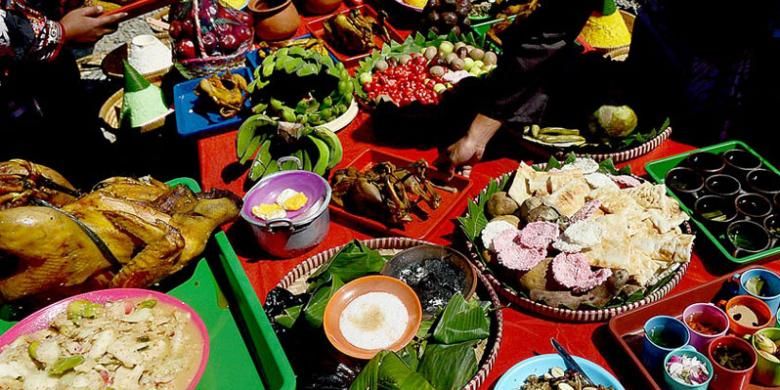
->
(331, 160, 441, 226)
(0, 160, 240, 303)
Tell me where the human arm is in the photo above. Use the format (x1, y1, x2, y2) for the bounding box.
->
(1, 3, 125, 65)
(435, 113, 502, 177)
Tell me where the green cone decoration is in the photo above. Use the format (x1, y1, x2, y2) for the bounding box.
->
(600, 0, 617, 15)
(120, 60, 169, 128)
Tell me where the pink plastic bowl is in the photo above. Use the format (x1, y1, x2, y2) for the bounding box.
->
(0, 288, 210, 390)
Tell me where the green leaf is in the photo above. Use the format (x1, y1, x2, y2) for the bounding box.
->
(351, 351, 385, 390)
(396, 344, 420, 371)
(296, 63, 319, 77)
(564, 152, 577, 165)
(378, 352, 434, 390)
(274, 304, 302, 329)
(416, 319, 434, 339)
(308, 240, 386, 289)
(432, 294, 490, 344)
(418, 341, 478, 390)
(597, 158, 621, 175)
(457, 200, 488, 241)
(545, 155, 562, 171)
(303, 275, 343, 328)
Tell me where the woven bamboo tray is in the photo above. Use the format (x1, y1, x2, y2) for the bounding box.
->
(273, 237, 503, 390)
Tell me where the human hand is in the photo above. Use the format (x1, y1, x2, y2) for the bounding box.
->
(436, 135, 486, 178)
(435, 114, 501, 178)
(61, 6, 127, 43)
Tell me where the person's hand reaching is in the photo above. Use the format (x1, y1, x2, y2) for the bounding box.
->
(61, 6, 127, 43)
(436, 135, 486, 178)
(435, 113, 502, 178)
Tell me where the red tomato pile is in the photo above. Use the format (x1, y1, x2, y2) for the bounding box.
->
(362, 54, 445, 106)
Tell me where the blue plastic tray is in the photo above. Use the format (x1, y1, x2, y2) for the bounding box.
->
(174, 67, 253, 137)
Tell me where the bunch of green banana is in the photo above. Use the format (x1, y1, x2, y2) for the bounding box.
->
(237, 114, 343, 182)
(524, 124, 587, 146)
(248, 47, 353, 127)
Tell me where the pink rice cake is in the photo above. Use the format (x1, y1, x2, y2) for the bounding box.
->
(551, 252, 612, 293)
(493, 229, 546, 272)
(517, 221, 560, 250)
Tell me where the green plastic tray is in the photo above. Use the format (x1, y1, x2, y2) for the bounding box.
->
(645, 140, 780, 264)
(0, 177, 295, 390)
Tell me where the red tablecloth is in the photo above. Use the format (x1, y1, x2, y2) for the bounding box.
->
(194, 9, 780, 386)
(195, 108, 773, 388)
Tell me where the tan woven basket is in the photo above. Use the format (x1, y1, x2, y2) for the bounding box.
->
(273, 237, 504, 390)
(99, 89, 169, 133)
(462, 171, 691, 322)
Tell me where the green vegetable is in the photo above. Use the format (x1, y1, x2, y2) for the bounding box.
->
(589, 105, 639, 138)
(307, 240, 386, 291)
(49, 355, 85, 376)
(137, 299, 157, 309)
(418, 342, 478, 390)
(274, 304, 303, 329)
(28, 341, 40, 360)
(66, 300, 102, 321)
(303, 275, 343, 328)
(432, 293, 490, 344)
(746, 276, 766, 296)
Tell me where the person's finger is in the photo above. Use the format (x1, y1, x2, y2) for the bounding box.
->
(79, 5, 103, 16)
(97, 12, 127, 26)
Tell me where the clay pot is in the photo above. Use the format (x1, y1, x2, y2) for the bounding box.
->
(303, 0, 342, 15)
(248, 0, 301, 41)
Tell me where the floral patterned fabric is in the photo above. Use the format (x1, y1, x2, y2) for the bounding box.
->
(1, 0, 65, 81)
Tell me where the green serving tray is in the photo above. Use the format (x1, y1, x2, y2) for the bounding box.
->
(645, 140, 780, 264)
(0, 177, 295, 390)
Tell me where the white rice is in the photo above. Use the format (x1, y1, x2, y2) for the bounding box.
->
(340, 292, 409, 350)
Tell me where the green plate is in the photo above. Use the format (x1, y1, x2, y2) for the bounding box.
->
(645, 140, 780, 264)
(470, 15, 516, 36)
(0, 177, 295, 390)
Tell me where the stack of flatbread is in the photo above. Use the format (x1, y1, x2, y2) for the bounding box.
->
(507, 160, 694, 287)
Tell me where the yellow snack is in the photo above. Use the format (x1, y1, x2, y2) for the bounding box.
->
(252, 203, 286, 220)
(276, 189, 308, 211)
(403, 0, 427, 9)
(579, 11, 632, 49)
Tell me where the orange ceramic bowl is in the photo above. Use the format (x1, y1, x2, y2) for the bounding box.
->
(323, 275, 423, 359)
(719, 295, 774, 337)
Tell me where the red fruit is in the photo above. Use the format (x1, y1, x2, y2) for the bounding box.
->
(202, 31, 218, 53)
(219, 34, 239, 51)
(216, 7, 233, 20)
(176, 39, 197, 59)
(234, 25, 253, 43)
(215, 22, 232, 36)
(181, 19, 195, 37)
(169, 21, 183, 38)
(236, 11, 252, 25)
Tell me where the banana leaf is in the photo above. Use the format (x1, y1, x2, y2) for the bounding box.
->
(396, 344, 419, 371)
(274, 304, 302, 329)
(378, 352, 434, 390)
(307, 240, 385, 291)
(351, 351, 385, 390)
(418, 341, 478, 390)
(303, 275, 343, 328)
(432, 293, 490, 344)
